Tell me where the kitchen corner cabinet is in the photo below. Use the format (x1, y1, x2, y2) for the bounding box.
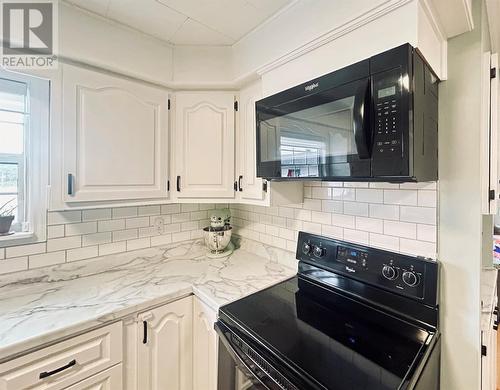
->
(193, 297, 218, 390)
(136, 296, 193, 390)
(236, 81, 303, 206)
(173, 92, 236, 200)
(62, 64, 170, 203)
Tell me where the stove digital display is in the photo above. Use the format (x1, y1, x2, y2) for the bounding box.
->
(337, 246, 368, 269)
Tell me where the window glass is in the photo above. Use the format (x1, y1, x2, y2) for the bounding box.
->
(0, 78, 26, 230)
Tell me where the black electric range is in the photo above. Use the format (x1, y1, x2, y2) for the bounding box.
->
(215, 232, 440, 390)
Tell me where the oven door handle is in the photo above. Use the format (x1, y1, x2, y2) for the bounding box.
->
(353, 78, 371, 159)
(215, 322, 272, 390)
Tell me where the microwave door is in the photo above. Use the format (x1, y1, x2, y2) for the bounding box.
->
(256, 78, 371, 179)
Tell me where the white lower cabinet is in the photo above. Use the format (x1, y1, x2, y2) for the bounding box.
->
(124, 295, 218, 390)
(0, 322, 122, 390)
(136, 296, 193, 390)
(65, 364, 123, 390)
(193, 297, 218, 390)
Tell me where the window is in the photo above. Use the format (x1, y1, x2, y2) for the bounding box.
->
(0, 70, 49, 244)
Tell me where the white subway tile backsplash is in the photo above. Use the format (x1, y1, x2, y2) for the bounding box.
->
(181, 204, 199, 212)
(417, 190, 437, 207)
(138, 205, 161, 216)
(231, 181, 438, 260)
(47, 236, 81, 252)
(151, 234, 172, 246)
(6, 242, 46, 258)
(311, 187, 331, 199)
(0, 257, 28, 274)
(331, 214, 355, 229)
(47, 225, 65, 239)
(99, 241, 126, 256)
(369, 233, 399, 252)
(384, 190, 418, 206)
(127, 237, 151, 251)
(400, 206, 437, 225)
(98, 219, 125, 232)
(383, 220, 417, 239)
(400, 238, 436, 258)
(65, 221, 97, 236)
(355, 217, 383, 233)
(161, 204, 181, 215)
(82, 208, 111, 221)
(311, 211, 331, 225)
(172, 231, 190, 243)
(112, 207, 138, 219)
(303, 199, 322, 211)
(343, 201, 369, 217)
(172, 213, 190, 223)
(344, 228, 369, 244)
(29, 251, 66, 269)
(294, 209, 312, 221)
(321, 224, 343, 239)
(125, 217, 150, 229)
(1, 203, 210, 274)
(322, 200, 343, 213)
(356, 189, 383, 203)
(48, 210, 82, 225)
(67, 246, 98, 262)
(83, 232, 112, 247)
(417, 224, 437, 242)
(303, 222, 322, 235)
(369, 204, 399, 221)
(112, 229, 138, 242)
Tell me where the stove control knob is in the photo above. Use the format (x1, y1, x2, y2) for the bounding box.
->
(313, 246, 326, 258)
(402, 271, 420, 287)
(302, 242, 312, 255)
(382, 265, 398, 280)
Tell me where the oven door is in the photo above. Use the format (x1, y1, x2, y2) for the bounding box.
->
(215, 321, 302, 390)
(256, 77, 372, 180)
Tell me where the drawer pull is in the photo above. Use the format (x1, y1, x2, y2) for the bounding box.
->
(39, 359, 77, 379)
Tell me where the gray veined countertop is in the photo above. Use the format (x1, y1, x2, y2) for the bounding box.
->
(0, 239, 297, 361)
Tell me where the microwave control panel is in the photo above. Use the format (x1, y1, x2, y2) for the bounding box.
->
(372, 69, 402, 158)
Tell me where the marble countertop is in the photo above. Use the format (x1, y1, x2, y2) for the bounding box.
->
(0, 239, 296, 361)
(481, 268, 498, 331)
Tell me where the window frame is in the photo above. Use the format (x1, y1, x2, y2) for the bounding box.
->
(0, 69, 50, 247)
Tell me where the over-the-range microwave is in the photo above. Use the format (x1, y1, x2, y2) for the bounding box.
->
(255, 43, 439, 182)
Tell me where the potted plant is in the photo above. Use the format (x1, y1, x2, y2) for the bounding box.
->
(0, 198, 16, 235)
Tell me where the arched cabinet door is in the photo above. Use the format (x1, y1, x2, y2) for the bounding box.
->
(137, 297, 193, 390)
(174, 92, 235, 199)
(62, 64, 169, 203)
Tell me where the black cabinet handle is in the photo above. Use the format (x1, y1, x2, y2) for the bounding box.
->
(39, 359, 77, 379)
(238, 176, 243, 192)
(176, 176, 181, 192)
(67, 174, 74, 196)
(143, 320, 148, 344)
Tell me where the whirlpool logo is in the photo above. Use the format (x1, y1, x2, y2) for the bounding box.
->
(304, 82, 319, 92)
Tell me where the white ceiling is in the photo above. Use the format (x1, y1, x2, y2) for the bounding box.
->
(63, 0, 294, 46)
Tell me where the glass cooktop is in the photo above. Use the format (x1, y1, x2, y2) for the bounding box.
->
(220, 276, 432, 390)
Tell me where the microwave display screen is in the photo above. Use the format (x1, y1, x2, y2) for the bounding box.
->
(378, 86, 396, 99)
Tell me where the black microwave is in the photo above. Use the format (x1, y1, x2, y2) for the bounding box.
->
(256, 44, 439, 182)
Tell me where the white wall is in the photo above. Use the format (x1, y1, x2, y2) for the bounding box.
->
(59, 3, 174, 85)
(438, 0, 485, 387)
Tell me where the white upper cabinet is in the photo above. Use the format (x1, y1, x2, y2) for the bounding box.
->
(235, 80, 303, 207)
(173, 92, 235, 199)
(62, 65, 170, 203)
(236, 80, 265, 202)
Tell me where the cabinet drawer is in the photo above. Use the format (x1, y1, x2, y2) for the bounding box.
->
(65, 364, 122, 390)
(0, 322, 122, 390)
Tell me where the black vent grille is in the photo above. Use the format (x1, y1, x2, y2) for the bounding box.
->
(233, 333, 298, 390)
